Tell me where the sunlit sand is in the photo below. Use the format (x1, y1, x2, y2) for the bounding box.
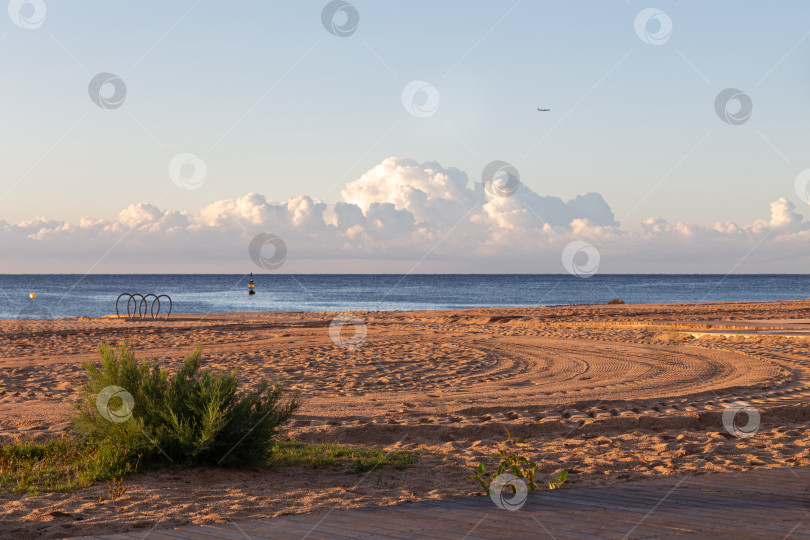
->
(2, 300, 809, 537)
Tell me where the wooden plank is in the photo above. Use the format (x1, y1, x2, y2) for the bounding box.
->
(624, 476, 809, 497)
(231, 518, 370, 540)
(93, 534, 173, 540)
(274, 505, 586, 540)
(147, 529, 242, 540)
(198, 521, 309, 540)
(552, 490, 800, 537)
(679, 472, 810, 493)
(612, 486, 806, 518)
(242, 514, 369, 539)
(517, 508, 701, 540)
(377, 505, 660, 540)
(230, 514, 384, 539)
(290, 509, 483, 540)
(301, 514, 482, 540)
(221, 517, 380, 540)
(546, 507, 770, 540)
(558, 484, 799, 514)
(229, 519, 337, 540)
(335, 508, 545, 539)
(636, 512, 809, 540)
(679, 477, 809, 496)
(143, 532, 215, 540)
(299, 508, 515, 540)
(94, 532, 194, 540)
(618, 510, 780, 539)
(542, 511, 710, 540)
(624, 507, 803, 539)
(637, 513, 809, 540)
(539, 490, 787, 537)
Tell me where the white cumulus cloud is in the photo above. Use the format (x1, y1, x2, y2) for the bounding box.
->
(0, 157, 807, 273)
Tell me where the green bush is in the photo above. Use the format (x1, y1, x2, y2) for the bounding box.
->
(74, 343, 299, 468)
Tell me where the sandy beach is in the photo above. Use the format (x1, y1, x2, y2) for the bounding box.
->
(2, 300, 810, 538)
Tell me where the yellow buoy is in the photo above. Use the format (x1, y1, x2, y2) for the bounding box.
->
(29, 293, 36, 299)
(248, 272, 255, 295)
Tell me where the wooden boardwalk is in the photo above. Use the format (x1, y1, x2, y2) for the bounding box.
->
(71, 466, 810, 539)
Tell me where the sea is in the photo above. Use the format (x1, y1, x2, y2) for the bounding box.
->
(1, 274, 809, 320)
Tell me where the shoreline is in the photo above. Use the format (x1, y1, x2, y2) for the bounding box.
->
(5, 296, 810, 320)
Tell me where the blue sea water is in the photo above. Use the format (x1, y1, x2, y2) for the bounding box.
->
(1, 274, 809, 319)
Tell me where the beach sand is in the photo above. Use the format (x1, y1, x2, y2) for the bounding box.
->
(2, 301, 810, 538)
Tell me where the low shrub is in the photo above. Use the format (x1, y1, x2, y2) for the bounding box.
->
(607, 298, 625, 305)
(74, 343, 300, 468)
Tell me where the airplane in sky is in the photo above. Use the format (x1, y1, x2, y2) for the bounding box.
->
(538, 108, 551, 112)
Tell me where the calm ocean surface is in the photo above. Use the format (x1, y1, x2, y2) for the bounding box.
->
(2, 274, 809, 319)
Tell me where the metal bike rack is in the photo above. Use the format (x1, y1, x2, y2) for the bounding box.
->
(116, 293, 172, 320)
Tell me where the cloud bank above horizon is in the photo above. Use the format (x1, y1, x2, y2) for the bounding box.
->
(1, 157, 807, 274)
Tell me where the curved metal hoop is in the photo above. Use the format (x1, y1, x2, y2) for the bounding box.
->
(141, 294, 157, 319)
(115, 293, 173, 320)
(156, 295, 172, 320)
(127, 294, 144, 319)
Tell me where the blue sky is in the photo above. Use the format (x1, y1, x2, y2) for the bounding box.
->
(1, 1, 810, 273)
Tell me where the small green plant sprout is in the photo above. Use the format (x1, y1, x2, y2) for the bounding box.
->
(470, 427, 568, 495)
(107, 476, 127, 499)
(547, 470, 568, 490)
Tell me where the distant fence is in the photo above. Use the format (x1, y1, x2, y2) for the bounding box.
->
(116, 294, 172, 320)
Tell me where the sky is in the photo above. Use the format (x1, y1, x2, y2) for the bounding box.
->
(1, 0, 810, 273)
